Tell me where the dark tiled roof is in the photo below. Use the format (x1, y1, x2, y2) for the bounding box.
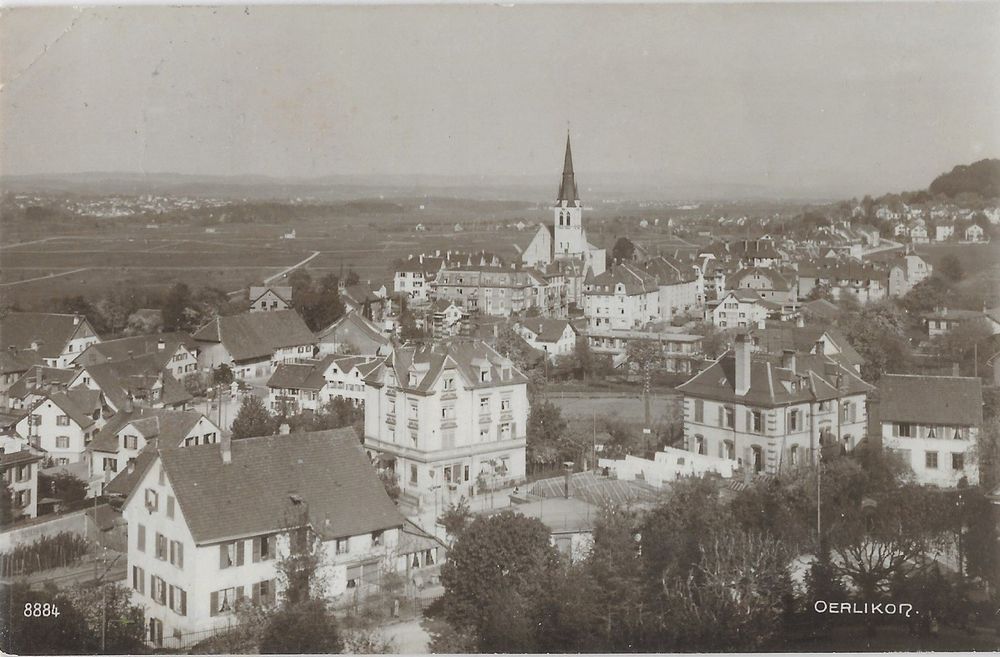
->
(731, 267, 795, 292)
(921, 309, 985, 322)
(192, 311, 314, 362)
(267, 361, 327, 391)
(0, 349, 42, 375)
(249, 286, 292, 304)
(518, 318, 575, 344)
(152, 429, 405, 544)
(0, 313, 96, 359)
(586, 263, 658, 295)
(0, 449, 42, 468)
(89, 408, 209, 453)
(76, 332, 196, 369)
(81, 356, 191, 411)
(750, 324, 864, 368)
(677, 350, 872, 407)
(802, 299, 840, 321)
(6, 367, 76, 401)
(316, 311, 388, 347)
(876, 374, 983, 426)
(105, 447, 157, 497)
(368, 340, 527, 394)
(29, 389, 103, 429)
(557, 133, 579, 203)
(642, 255, 697, 285)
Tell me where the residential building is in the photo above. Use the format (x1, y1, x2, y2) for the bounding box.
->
(935, 224, 955, 242)
(506, 497, 598, 562)
(432, 265, 563, 318)
(796, 259, 889, 304)
(15, 389, 105, 465)
(68, 357, 191, 414)
(585, 328, 703, 374)
(910, 224, 929, 243)
(192, 311, 315, 382)
(583, 263, 659, 331)
(0, 313, 101, 368)
(964, 224, 986, 242)
(248, 286, 292, 312)
(876, 374, 983, 487)
(922, 307, 993, 338)
(362, 340, 529, 507)
(1, 448, 41, 520)
(709, 289, 773, 329)
(74, 333, 199, 382)
(430, 300, 469, 338)
(641, 255, 702, 321)
(887, 253, 933, 297)
(341, 283, 391, 326)
(266, 355, 383, 413)
(316, 311, 390, 357)
(515, 318, 577, 361)
(746, 321, 865, 373)
(5, 366, 76, 412)
(0, 349, 42, 409)
(87, 408, 222, 488)
(121, 429, 405, 648)
(677, 334, 872, 475)
(729, 267, 797, 304)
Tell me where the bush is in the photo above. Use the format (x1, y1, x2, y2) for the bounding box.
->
(259, 600, 343, 654)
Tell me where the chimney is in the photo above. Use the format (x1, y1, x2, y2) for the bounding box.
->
(127, 459, 136, 475)
(563, 469, 571, 499)
(35, 365, 43, 389)
(781, 349, 796, 373)
(279, 422, 291, 435)
(735, 334, 752, 396)
(221, 432, 232, 464)
(157, 339, 165, 351)
(73, 315, 81, 326)
(124, 396, 134, 413)
(814, 339, 825, 356)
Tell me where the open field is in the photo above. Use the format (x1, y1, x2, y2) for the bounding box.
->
(548, 391, 682, 423)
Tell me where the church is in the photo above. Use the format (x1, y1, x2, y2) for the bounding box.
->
(516, 134, 607, 307)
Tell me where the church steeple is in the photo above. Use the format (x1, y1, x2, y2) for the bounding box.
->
(557, 132, 579, 204)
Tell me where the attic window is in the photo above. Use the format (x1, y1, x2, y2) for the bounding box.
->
(480, 368, 490, 383)
(408, 373, 418, 387)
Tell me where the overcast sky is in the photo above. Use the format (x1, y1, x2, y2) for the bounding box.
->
(2, 3, 999, 197)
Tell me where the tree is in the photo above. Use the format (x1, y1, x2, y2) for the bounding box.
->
(1, 583, 91, 655)
(659, 528, 792, 652)
(1, 483, 13, 527)
(439, 496, 473, 542)
(526, 399, 567, 471)
(584, 505, 646, 650)
(900, 275, 951, 315)
(230, 395, 276, 439)
(611, 237, 637, 263)
(626, 338, 666, 433)
(161, 282, 193, 332)
(259, 600, 344, 654)
(939, 254, 964, 282)
(182, 372, 209, 398)
(439, 511, 559, 650)
(573, 335, 595, 380)
(378, 469, 401, 503)
(344, 269, 361, 286)
(929, 317, 993, 374)
(212, 363, 234, 386)
(38, 471, 87, 505)
(842, 302, 911, 381)
(62, 583, 146, 654)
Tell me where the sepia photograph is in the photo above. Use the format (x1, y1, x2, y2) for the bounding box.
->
(1, 2, 999, 654)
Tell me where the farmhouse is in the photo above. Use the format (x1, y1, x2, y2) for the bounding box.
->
(15, 388, 105, 465)
(515, 318, 577, 361)
(69, 356, 192, 413)
(248, 286, 293, 313)
(192, 311, 315, 382)
(75, 333, 199, 382)
(316, 311, 390, 357)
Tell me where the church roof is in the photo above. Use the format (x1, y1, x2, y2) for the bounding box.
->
(557, 133, 579, 204)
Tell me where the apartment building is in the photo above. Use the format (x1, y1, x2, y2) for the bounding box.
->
(266, 355, 382, 413)
(363, 340, 528, 507)
(583, 263, 660, 331)
(1, 448, 42, 520)
(677, 334, 872, 475)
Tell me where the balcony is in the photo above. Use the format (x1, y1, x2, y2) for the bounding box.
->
(441, 419, 458, 430)
(407, 419, 419, 430)
(499, 410, 513, 422)
(386, 414, 396, 426)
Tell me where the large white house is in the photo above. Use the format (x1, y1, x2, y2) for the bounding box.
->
(266, 355, 383, 413)
(362, 340, 528, 507)
(876, 374, 983, 487)
(121, 429, 407, 648)
(583, 263, 660, 331)
(192, 311, 315, 382)
(514, 318, 577, 361)
(677, 334, 872, 475)
(15, 389, 105, 465)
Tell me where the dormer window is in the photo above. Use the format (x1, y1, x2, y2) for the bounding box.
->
(408, 373, 418, 387)
(443, 376, 455, 391)
(480, 368, 489, 383)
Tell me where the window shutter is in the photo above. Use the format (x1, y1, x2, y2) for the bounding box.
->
(168, 585, 174, 610)
(180, 590, 187, 616)
(268, 579, 276, 605)
(510, 422, 516, 438)
(746, 410, 752, 432)
(253, 538, 261, 563)
(252, 582, 261, 605)
(167, 496, 175, 519)
(717, 406, 724, 427)
(210, 591, 218, 617)
(137, 525, 146, 552)
(237, 541, 245, 566)
(850, 404, 857, 423)
(219, 544, 227, 569)
(268, 535, 277, 558)
(177, 543, 184, 569)
(892, 423, 899, 437)
(743, 446, 753, 467)
(718, 441, 725, 459)
(237, 585, 245, 602)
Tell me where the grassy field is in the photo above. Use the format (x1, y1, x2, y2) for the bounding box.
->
(548, 391, 682, 425)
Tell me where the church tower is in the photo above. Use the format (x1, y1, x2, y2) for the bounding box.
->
(553, 133, 586, 257)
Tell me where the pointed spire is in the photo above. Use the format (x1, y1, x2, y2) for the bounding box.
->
(557, 131, 579, 204)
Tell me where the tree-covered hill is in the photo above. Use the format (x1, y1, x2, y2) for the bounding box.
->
(928, 159, 1000, 199)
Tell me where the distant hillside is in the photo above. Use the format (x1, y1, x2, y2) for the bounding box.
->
(928, 159, 1000, 199)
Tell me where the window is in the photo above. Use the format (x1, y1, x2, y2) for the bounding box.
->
(952, 453, 964, 471)
(210, 587, 242, 616)
(150, 575, 167, 605)
(145, 488, 159, 511)
(252, 579, 276, 607)
(56, 414, 70, 426)
(169, 540, 184, 569)
(897, 423, 912, 438)
(723, 406, 735, 429)
(253, 535, 276, 562)
(410, 464, 417, 485)
(479, 397, 490, 414)
(168, 585, 187, 616)
(464, 465, 470, 482)
(695, 434, 705, 455)
(29, 414, 41, 426)
(219, 541, 244, 569)
(132, 566, 145, 594)
(102, 458, 117, 473)
(372, 530, 383, 547)
(788, 409, 800, 432)
(124, 434, 138, 450)
(409, 431, 418, 447)
(500, 398, 511, 412)
(55, 436, 70, 449)
(336, 537, 350, 555)
(137, 524, 146, 552)
(480, 369, 489, 383)
(694, 399, 704, 423)
(155, 533, 168, 560)
(166, 496, 175, 519)
(750, 411, 763, 434)
(925, 451, 938, 469)
(841, 402, 853, 423)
